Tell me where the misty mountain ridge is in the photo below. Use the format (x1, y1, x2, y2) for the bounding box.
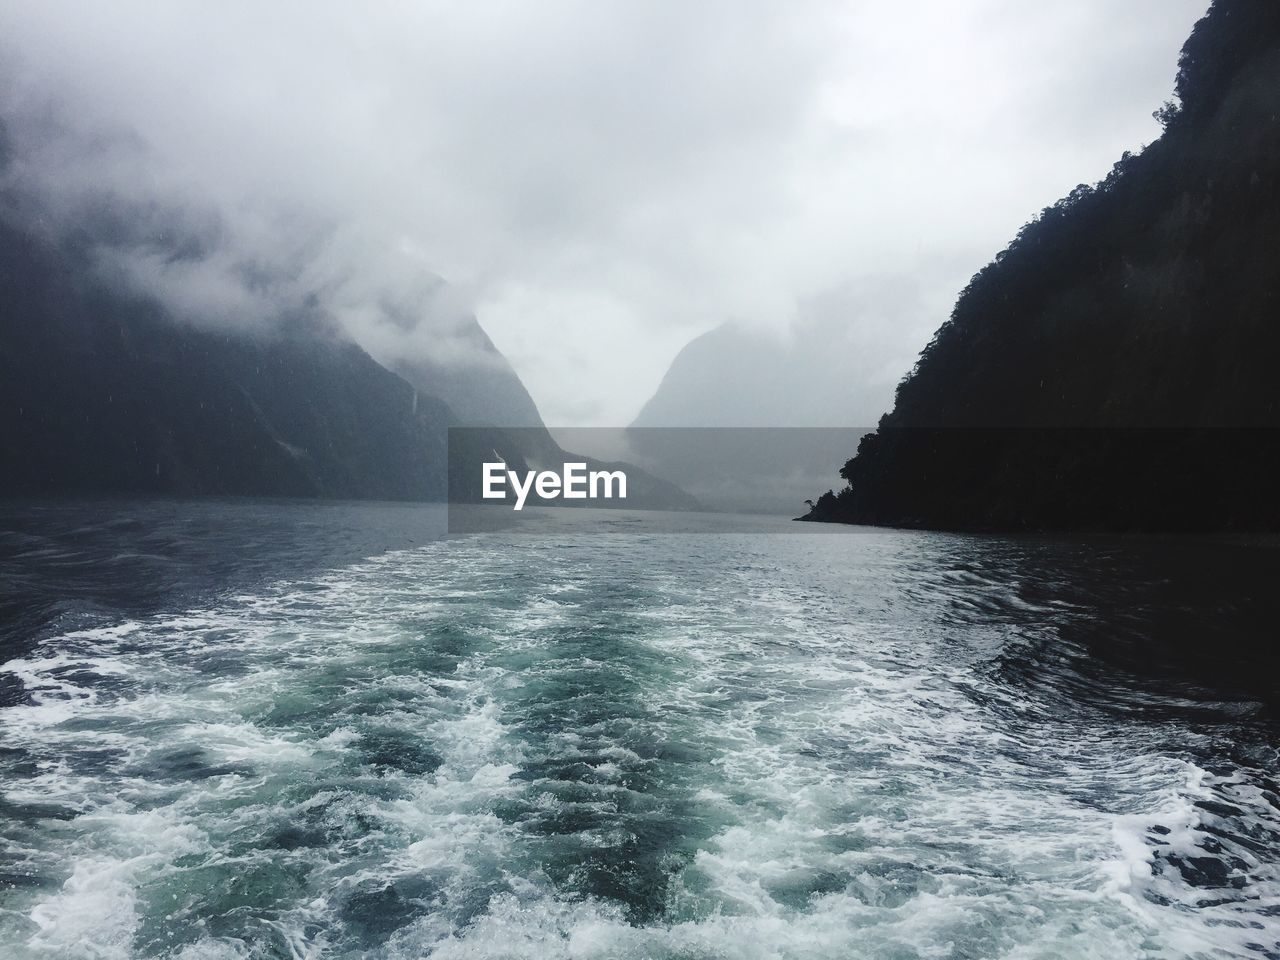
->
(389, 324, 546, 431)
(623, 288, 921, 513)
(0, 101, 545, 426)
(632, 282, 922, 429)
(0, 113, 697, 507)
(0, 201, 455, 500)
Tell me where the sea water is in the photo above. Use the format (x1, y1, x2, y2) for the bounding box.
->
(0, 500, 1276, 959)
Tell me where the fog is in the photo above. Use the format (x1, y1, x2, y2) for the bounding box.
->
(0, 0, 1208, 425)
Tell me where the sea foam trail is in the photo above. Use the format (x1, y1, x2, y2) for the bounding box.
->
(0, 530, 1277, 959)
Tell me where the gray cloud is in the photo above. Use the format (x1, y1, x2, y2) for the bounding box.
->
(0, 0, 1209, 425)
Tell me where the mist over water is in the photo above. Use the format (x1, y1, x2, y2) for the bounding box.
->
(0, 502, 1277, 959)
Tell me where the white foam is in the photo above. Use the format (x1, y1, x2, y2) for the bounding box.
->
(2, 534, 1277, 959)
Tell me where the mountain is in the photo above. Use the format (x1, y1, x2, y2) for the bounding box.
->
(632, 306, 905, 430)
(626, 302, 906, 514)
(0, 158, 696, 510)
(388, 317, 699, 512)
(804, 0, 1280, 533)
(391, 319, 546, 430)
(0, 208, 467, 500)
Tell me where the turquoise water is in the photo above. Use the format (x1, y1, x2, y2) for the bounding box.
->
(0, 507, 1278, 958)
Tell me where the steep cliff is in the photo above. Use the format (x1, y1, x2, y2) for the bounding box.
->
(806, 0, 1280, 533)
(0, 195, 694, 509)
(0, 211, 462, 500)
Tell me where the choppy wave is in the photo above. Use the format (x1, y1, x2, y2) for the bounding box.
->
(1, 526, 1278, 958)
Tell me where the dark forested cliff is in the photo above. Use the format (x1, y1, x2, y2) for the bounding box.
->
(806, 0, 1280, 533)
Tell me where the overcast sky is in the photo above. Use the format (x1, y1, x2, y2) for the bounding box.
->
(0, 0, 1209, 425)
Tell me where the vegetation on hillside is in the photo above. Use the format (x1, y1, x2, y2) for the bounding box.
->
(807, 0, 1280, 532)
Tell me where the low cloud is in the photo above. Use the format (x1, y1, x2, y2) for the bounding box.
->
(0, 0, 1209, 424)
